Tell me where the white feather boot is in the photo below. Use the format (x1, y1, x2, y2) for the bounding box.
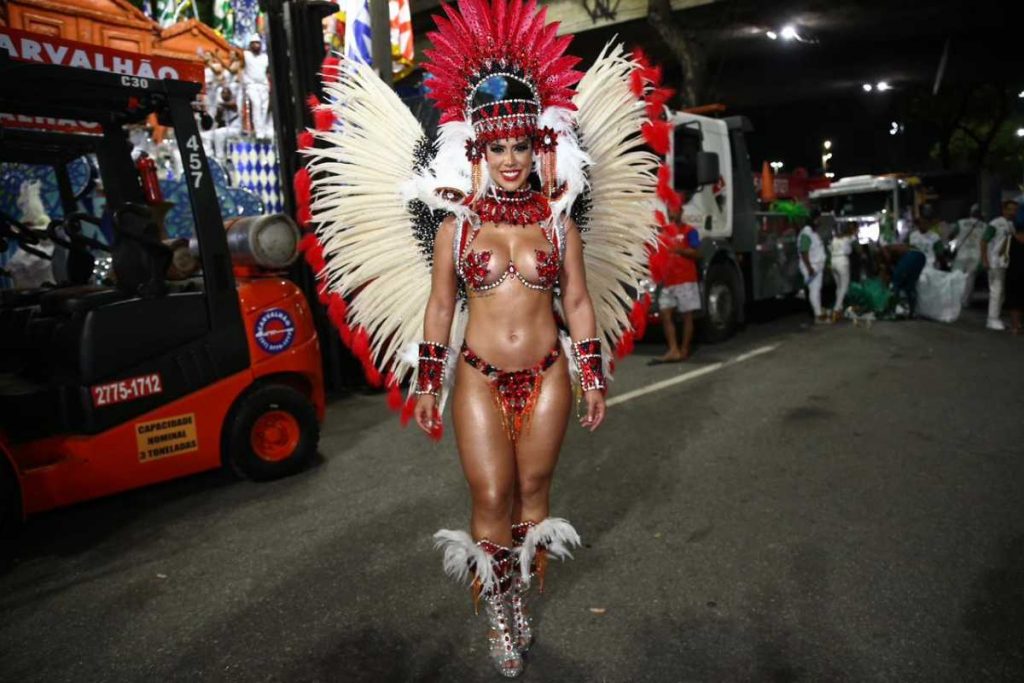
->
(508, 518, 582, 653)
(514, 518, 582, 591)
(434, 530, 523, 678)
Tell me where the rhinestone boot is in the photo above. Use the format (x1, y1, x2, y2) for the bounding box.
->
(434, 530, 523, 678)
(506, 575, 533, 653)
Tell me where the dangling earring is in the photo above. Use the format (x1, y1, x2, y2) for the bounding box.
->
(472, 158, 483, 197)
(533, 127, 559, 198)
(465, 138, 483, 198)
(543, 150, 557, 198)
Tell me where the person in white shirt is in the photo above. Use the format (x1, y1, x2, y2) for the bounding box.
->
(234, 36, 272, 139)
(829, 223, 855, 321)
(211, 84, 241, 161)
(981, 200, 1018, 330)
(949, 204, 986, 305)
(908, 222, 944, 269)
(798, 210, 827, 323)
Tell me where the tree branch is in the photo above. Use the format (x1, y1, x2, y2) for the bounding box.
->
(647, 0, 705, 106)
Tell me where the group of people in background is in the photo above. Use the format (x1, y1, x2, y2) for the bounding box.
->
(197, 36, 273, 162)
(799, 199, 1024, 334)
(649, 197, 1024, 364)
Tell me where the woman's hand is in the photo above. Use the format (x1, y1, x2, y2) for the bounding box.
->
(579, 389, 606, 432)
(414, 394, 440, 436)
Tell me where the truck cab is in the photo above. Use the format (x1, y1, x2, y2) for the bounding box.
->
(663, 112, 804, 340)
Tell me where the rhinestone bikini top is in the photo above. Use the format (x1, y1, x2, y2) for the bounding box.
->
(457, 225, 561, 294)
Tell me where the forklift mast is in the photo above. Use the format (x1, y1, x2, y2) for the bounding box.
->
(263, 0, 370, 392)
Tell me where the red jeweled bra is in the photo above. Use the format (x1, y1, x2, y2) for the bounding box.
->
(473, 188, 552, 227)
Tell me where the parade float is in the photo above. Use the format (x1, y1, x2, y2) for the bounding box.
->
(0, 0, 281, 277)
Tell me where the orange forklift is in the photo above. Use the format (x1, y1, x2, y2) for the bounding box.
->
(0, 37, 325, 546)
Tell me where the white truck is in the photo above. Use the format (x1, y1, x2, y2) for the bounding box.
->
(660, 111, 804, 341)
(808, 174, 918, 245)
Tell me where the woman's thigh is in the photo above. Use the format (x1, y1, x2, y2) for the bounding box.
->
(451, 359, 516, 504)
(514, 356, 572, 489)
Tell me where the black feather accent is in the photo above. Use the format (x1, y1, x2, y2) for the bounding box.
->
(412, 135, 437, 173)
(570, 124, 593, 233)
(570, 185, 593, 233)
(408, 198, 448, 266)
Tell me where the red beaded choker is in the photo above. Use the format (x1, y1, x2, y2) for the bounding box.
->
(473, 188, 551, 226)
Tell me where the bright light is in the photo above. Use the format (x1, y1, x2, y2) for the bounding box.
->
(862, 83, 873, 92)
(889, 121, 903, 136)
(780, 25, 799, 41)
(824, 172, 835, 179)
(859, 221, 880, 244)
(1017, 128, 1024, 138)
(822, 152, 833, 162)
(877, 81, 891, 92)
(1018, 90, 1023, 98)
(770, 161, 784, 172)
(823, 140, 832, 150)
(766, 30, 778, 40)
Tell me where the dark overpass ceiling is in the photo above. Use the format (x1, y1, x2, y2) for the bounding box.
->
(411, 0, 1019, 108)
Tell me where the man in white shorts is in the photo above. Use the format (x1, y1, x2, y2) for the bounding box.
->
(651, 211, 702, 363)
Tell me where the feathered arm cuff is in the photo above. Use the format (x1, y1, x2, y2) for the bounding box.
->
(415, 342, 449, 397)
(571, 337, 606, 393)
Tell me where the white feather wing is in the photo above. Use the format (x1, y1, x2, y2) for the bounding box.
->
(573, 43, 659, 350)
(307, 61, 435, 384)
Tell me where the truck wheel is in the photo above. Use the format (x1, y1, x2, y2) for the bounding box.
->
(224, 384, 319, 482)
(700, 263, 739, 343)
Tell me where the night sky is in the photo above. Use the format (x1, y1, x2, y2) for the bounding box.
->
(561, 0, 1021, 183)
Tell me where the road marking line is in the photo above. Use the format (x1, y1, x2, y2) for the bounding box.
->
(606, 343, 781, 407)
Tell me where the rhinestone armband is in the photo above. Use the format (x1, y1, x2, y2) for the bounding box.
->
(572, 337, 606, 393)
(416, 342, 449, 397)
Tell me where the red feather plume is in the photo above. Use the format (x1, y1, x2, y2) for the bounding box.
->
(657, 164, 683, 214)
(387, 385, 403, 412)
(422, 0, 583, 124)
(321, 56, 341, 84)
(400, 397, 416, 426)
(641, 120, 671, 156)
(293, 168, 311, 207)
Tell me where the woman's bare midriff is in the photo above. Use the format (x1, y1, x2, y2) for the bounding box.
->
(463, 286, 559, 370)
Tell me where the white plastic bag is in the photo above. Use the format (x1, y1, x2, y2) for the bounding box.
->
(915, 267, 967, 323)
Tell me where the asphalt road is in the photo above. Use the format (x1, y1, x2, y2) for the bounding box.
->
(2, 303, 1023, 682)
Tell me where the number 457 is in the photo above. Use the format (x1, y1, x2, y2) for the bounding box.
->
(185, 136, 204, 188)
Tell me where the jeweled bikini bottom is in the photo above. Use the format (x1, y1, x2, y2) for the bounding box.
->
(460, 340, 561, 444)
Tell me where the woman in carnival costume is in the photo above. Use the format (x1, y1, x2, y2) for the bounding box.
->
(307, 0, 657, 676)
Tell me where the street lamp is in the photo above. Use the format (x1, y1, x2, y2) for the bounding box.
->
(766, 30, 778, 40)
(877, 81, 892, 92)
(823, 140, 832, 150)
(1017, 128, 1024, 138)
(780, 25, 799, 41)
(770, 161, 784, 172)
(862, 83, 873, 92)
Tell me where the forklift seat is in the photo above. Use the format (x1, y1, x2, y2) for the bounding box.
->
(112, 204, 172, 299)
(38, 285, 128, 317)
(32, 203, 170, 317)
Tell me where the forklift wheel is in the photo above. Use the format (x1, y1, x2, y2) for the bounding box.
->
(0, 457, 22, 556)
(225, 384, 319, 482)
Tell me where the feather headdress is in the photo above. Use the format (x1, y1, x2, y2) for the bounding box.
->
(423, 0, 586, 201)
